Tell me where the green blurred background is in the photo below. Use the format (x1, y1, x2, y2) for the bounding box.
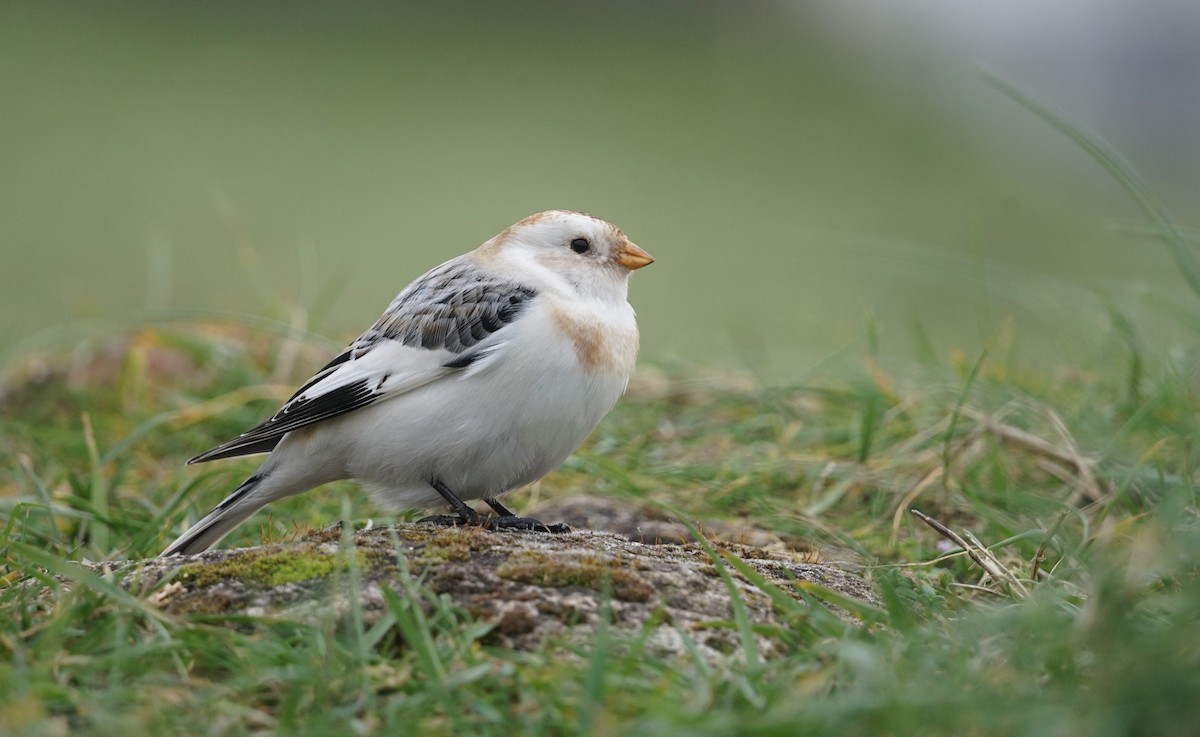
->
(3, 1, 1196, 382)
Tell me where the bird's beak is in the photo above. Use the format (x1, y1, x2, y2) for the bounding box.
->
(615, 241, 655, 270)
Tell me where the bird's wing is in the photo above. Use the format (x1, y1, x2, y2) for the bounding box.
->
(188, 257, 538, 464)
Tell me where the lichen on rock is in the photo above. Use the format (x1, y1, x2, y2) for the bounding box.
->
(84, 500, 877, 662)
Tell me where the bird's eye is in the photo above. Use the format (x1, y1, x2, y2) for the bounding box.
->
(570, 237, 591, 254)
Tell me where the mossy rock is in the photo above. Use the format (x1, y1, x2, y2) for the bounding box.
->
(80, 501, 877, 661)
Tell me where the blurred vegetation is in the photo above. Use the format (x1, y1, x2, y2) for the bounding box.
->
(2, 1, 1193, 381)
(2, 303, 1199, 735)
(3, 3, 1200, 736)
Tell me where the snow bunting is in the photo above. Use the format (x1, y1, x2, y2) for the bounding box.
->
(160, 210, 653, 556)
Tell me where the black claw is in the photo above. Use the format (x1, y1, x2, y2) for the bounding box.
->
(486, 499, 570, 531)
(415, 513, 570, 534)
(489, 516, 571, 534)
(423, 480, 569, 534)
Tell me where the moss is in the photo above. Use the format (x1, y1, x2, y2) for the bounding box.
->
(495, 604, 539, 637)
(496, 551, 655, 603)
(176, 547, 369, 588)
(300, 525, 345, 545)
(410, 527, 477, 567)
(169, 589, 233, 616)
(703, 634, 738, 655)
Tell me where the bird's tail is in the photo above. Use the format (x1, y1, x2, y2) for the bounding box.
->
(160, 474, 268, 557)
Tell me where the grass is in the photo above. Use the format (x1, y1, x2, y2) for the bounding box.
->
(2, 309, 1197, 736)
(3, 102, 1200, 735)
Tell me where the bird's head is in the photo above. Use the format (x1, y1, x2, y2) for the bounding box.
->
(481, 210, 653, 298)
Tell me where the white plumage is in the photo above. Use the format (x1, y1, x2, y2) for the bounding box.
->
(161, 210, 653, 556)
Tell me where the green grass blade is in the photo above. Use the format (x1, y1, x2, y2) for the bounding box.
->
(4, 540, 175, 633)
(666, 507, 761, 671)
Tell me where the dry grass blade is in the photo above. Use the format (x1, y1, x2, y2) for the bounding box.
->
(963, 407, 1106, 503)
(886, 413, 993, 548)
(1044, 408, 1107, 505)
(889, 466, 943, 549)
(910, 509, 1029, 599)
(962, 530, 1030, 598)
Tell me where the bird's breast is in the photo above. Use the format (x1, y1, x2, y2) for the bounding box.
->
(545, 299, 639, 376)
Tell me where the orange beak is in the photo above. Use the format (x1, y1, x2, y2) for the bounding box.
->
(615, 240, 655, 270)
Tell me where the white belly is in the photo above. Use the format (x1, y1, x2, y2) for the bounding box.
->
(321, 300, 635, 510)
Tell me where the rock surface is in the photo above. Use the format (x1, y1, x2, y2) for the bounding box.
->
(97, 500, 877, 661)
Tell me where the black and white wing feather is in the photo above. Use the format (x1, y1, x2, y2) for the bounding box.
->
(188, 257, 537, 464)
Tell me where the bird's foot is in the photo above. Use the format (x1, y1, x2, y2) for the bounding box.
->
(482, 497, 569, 532)
(416, 513, 476, 528)
(415, 512, 570, 534)
(489, 516, 571, 534)
(421, 480, 569, 533)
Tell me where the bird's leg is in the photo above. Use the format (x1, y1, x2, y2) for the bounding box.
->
(484, 498, 517, 517)
(416, 482, 570, 533)
(484, 497, 571, 534)
(417, 479, 484, 527)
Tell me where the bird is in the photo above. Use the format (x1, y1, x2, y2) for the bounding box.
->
(160, 210, 654, 557)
